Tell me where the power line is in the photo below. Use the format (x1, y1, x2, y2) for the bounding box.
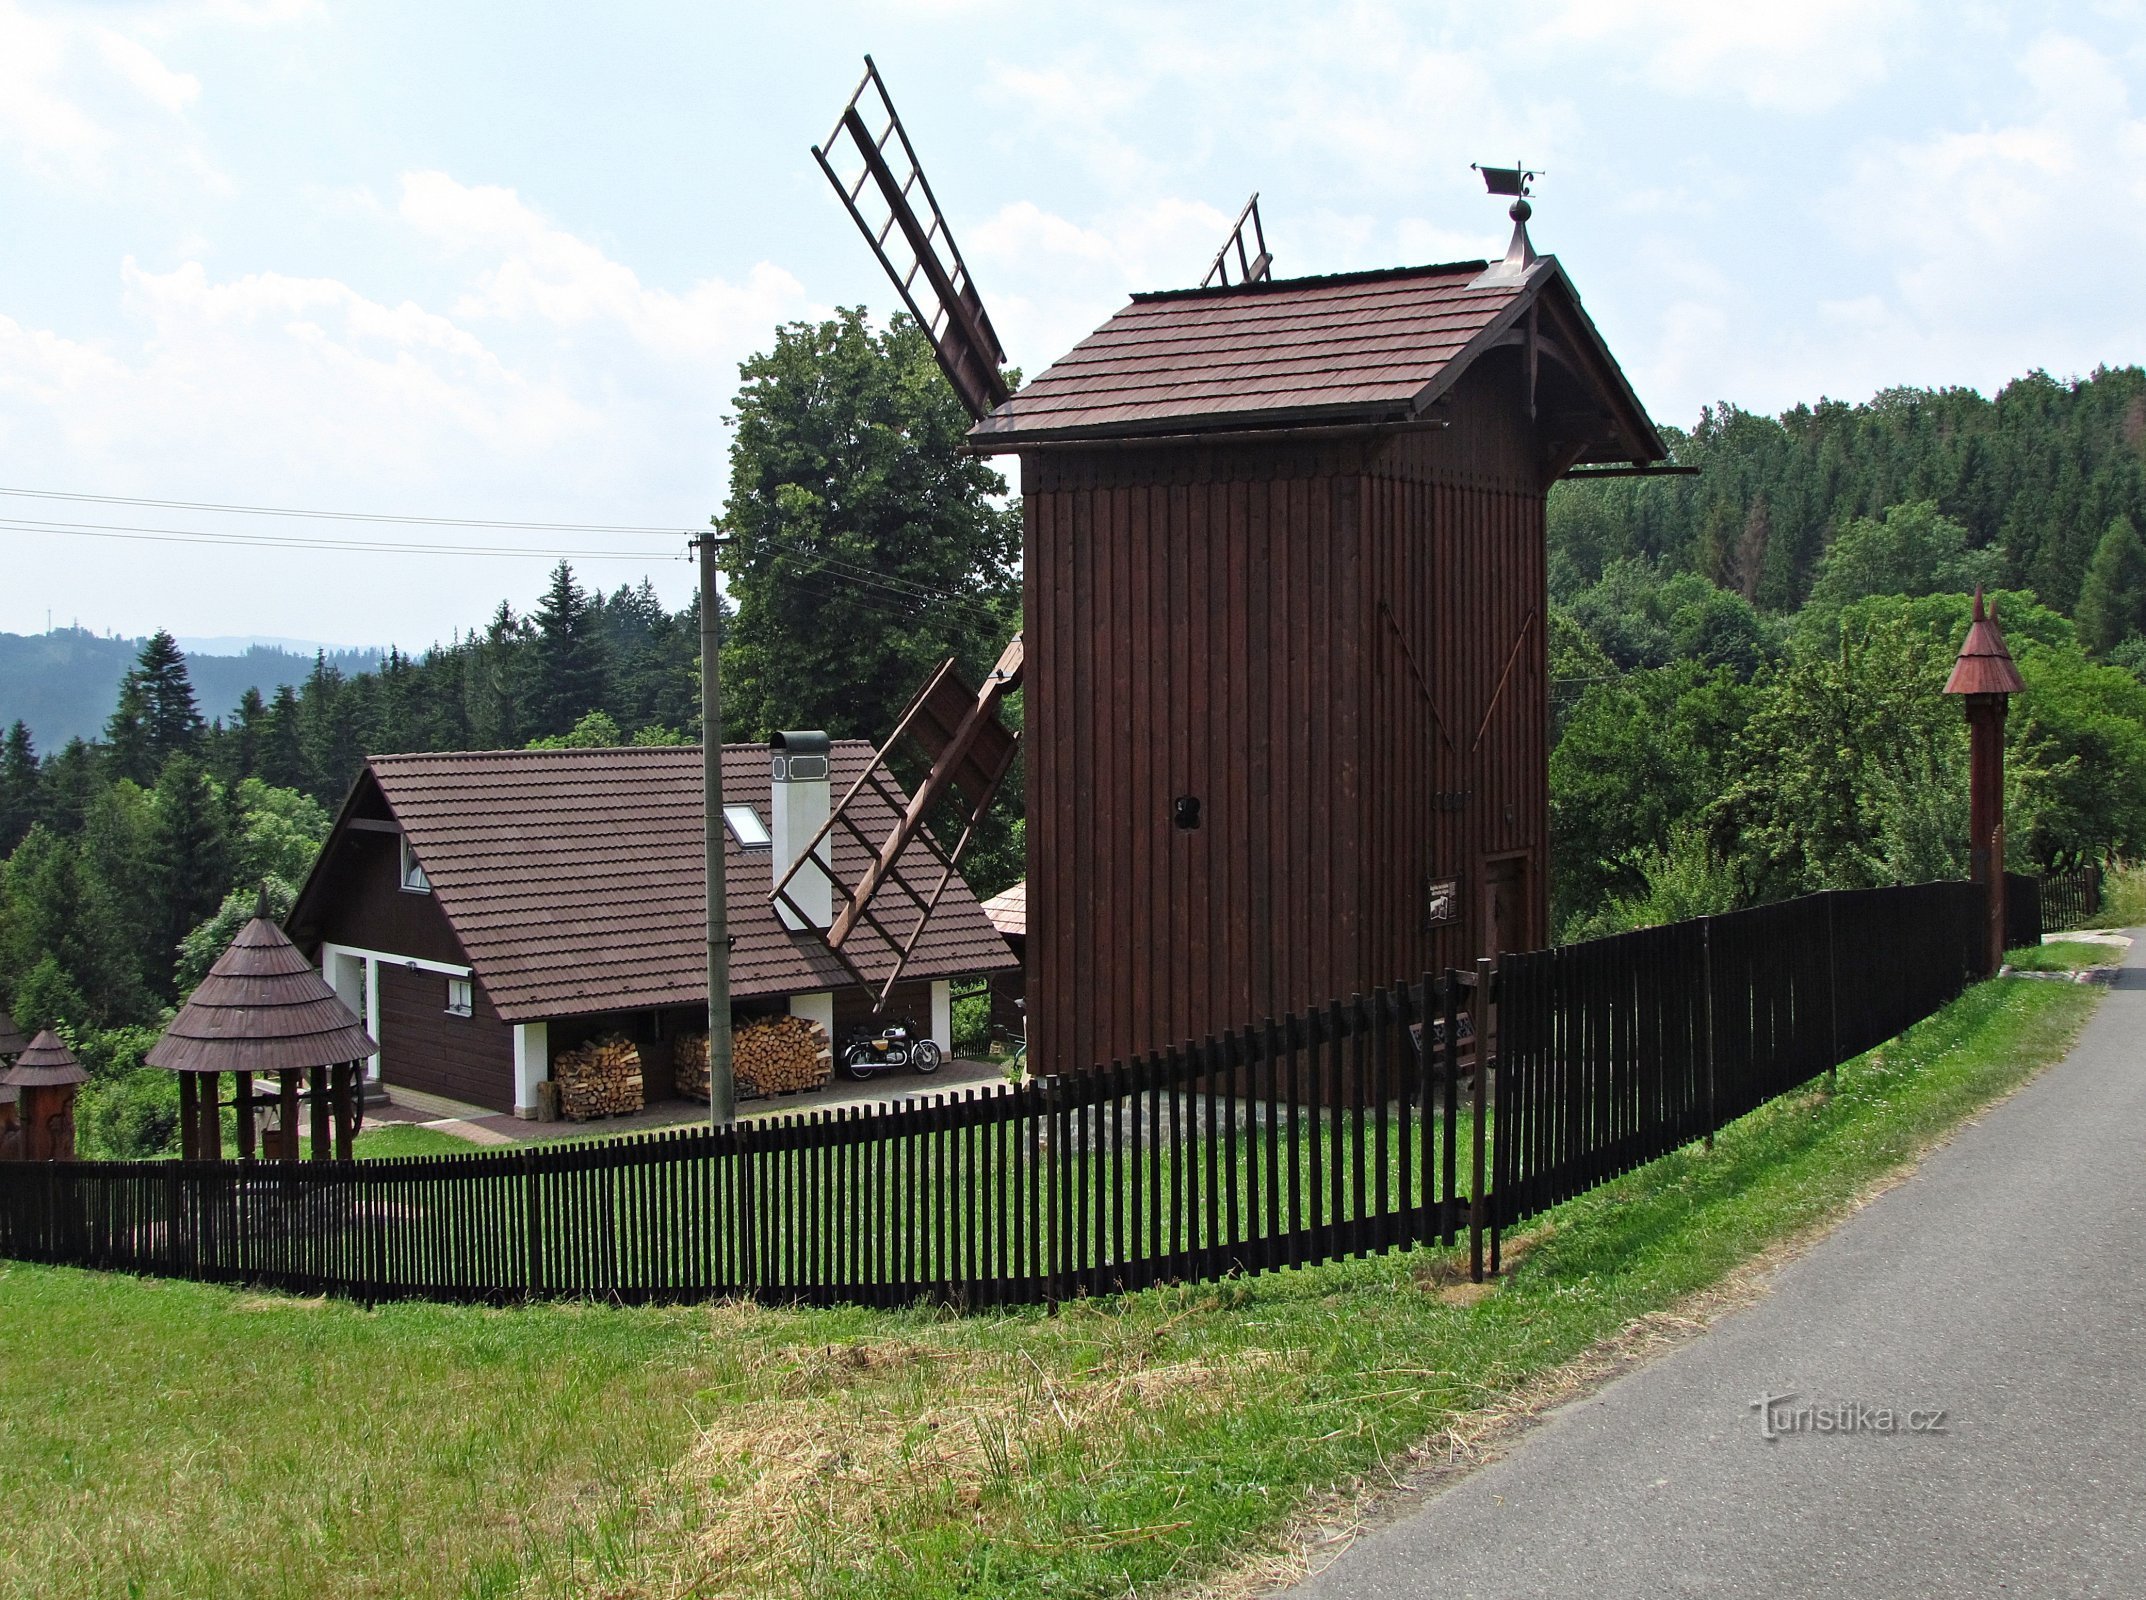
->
(1, 517, 684, 563)
(0, 484, 703, 536)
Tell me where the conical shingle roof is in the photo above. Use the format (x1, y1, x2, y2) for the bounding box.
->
(3, 1029, 89, 1088)
(147, 894, 376, 1075)
(0, 1006, 27, 1059)
(1943, 587, 2027, 696)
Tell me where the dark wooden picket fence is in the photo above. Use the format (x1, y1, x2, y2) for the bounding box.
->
(0, 880, 1987, 1308)
(2039, 863, 2103, 932)
(1491, 880, 1980, 1238)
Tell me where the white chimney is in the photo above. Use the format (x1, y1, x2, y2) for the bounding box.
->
(770, 731, 833, 930)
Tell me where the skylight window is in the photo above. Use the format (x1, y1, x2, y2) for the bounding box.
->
(724, 805, 771, 847)
(399, 835, 430, 892)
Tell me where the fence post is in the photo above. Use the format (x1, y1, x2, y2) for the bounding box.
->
(1701, 917, 1717, 1152)
(521, 1148, 541, 1300)
(1825, 892, 1841, 1094)
(1469, 956, 1492, 1283)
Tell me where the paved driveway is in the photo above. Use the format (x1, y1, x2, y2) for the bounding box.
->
(1280, 948, 2146, 1599)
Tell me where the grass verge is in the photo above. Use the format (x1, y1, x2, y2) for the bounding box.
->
(0, 977, 2099, 1600)
(2004, 937, 2126, 973)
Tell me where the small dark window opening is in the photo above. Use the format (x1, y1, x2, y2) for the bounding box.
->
(1173, 795, 1202, 831)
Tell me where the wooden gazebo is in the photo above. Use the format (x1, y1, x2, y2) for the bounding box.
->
(0, 1006, 26, 1157)
(147, 889, 377, 1161)
(2, 1029, 89, 1161)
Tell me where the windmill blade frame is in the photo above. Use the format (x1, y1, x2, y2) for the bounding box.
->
(1202, 193, 1273, 288)
(813, 56, 1011, 421)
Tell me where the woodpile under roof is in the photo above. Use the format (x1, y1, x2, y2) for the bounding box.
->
(3, 1030, 89, 1088)
(146, 895, 376, 1076)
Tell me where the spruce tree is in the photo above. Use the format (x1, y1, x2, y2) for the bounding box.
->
(531, 562, 611, 739)
(259, 685, 309, 794)
(149, 752, 234, 995)
(2073, 515, 2146, 655)
(105, 631, 204, 783)
(0, 721, 37, 854)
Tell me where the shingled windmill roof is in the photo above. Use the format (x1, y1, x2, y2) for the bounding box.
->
(3, 1030, 89, 1088)
(147, 893, 376, 1075)
(967, 258, 1666, 464)
(1943, 588, 2027, 696)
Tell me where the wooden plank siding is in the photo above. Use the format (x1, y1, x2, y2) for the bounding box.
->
(376, 961, 515, 1113)
(1023, 352, 1550, 1078)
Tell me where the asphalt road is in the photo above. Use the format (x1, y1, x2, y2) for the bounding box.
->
(1279, 949, 2146, 1600)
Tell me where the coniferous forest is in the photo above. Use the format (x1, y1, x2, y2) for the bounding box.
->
(3, 326, 2144, 1156)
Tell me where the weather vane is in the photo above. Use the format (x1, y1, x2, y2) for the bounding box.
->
(1470, 162, 1544, 285)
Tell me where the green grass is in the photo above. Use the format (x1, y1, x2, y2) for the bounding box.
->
(352, 1122, 490, 1159)
(2003, 936, 2125, 972)
(2084, 861, 2146, 929)
(0, 977, 2098, 1600)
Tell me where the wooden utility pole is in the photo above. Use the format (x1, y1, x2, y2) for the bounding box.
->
(1944, 588, 2025, 977)
(697, 531, 736, 1127)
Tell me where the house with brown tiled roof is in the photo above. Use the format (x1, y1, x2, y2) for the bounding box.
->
(286, 739, 1016, 1118)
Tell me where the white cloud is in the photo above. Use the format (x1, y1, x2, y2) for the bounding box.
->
(93, 27, 200, 113)
(0, 3, 114, 177)
(396, 171, 805, 360)
(968, 195, 1234, 361)
(1531, 0, 1922, 113)
(1833, 33, 2146, 326)
(0, 172, 815, 640)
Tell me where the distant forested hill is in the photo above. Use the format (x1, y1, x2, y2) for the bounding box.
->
(0, 630, 382, 748)
(1551, 366, 2146, 612)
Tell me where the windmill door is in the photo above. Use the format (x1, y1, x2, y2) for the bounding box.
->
(1481, 853, 1529, 963)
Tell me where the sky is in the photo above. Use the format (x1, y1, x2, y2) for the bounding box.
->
(2, 0, 2144, 650)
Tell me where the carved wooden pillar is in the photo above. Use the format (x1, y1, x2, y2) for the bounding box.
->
(1944, 589, 2025, 979)
(234, 1070, 256, 1160)
(177, 1072, 200, 1160)
(279, 1069, 301, 1163)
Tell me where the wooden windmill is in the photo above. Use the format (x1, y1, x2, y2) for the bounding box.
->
(802, 62, 1672, 1075)
(778, 61, 1280, 1011)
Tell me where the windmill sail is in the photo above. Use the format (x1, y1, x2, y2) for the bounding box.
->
(802, 59, 1024, 1008)
(1202, 194, 1273, 288)
(814, 56, 1011, 421)
(771, 637, 1025, 1008)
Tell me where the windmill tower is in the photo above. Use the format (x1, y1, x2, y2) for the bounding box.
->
(799, 61, 1672, 1074)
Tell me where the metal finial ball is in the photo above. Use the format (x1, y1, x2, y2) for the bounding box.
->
(1509, 197, 1532, 223)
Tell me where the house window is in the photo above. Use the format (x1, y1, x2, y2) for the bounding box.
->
(445, 977, 473, 1017)
(723, 805, 771, 848)
(400, 835, 430, 893)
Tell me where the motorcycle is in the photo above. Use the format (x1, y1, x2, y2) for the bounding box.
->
(840, 1020, 944, 1080)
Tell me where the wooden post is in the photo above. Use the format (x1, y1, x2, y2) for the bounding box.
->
(309, 1064, 330, 1161)
(1966, 693, 2009, 977)
(197, 1071, 222, 1161)
(177, 1072, 200, 1161)
(279, 1070, 300, 1163)
(332, 1063, 355, 1161)
(234, 1071, 255, 1160)
(1469, 955, 1492, 1283)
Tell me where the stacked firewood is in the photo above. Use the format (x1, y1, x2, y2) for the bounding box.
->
(552, 1034, 644, 1120)
(674, 1018, 832, 1101)
(736, 1017, 833, 1097)
(673, 1032, 712, 1102)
